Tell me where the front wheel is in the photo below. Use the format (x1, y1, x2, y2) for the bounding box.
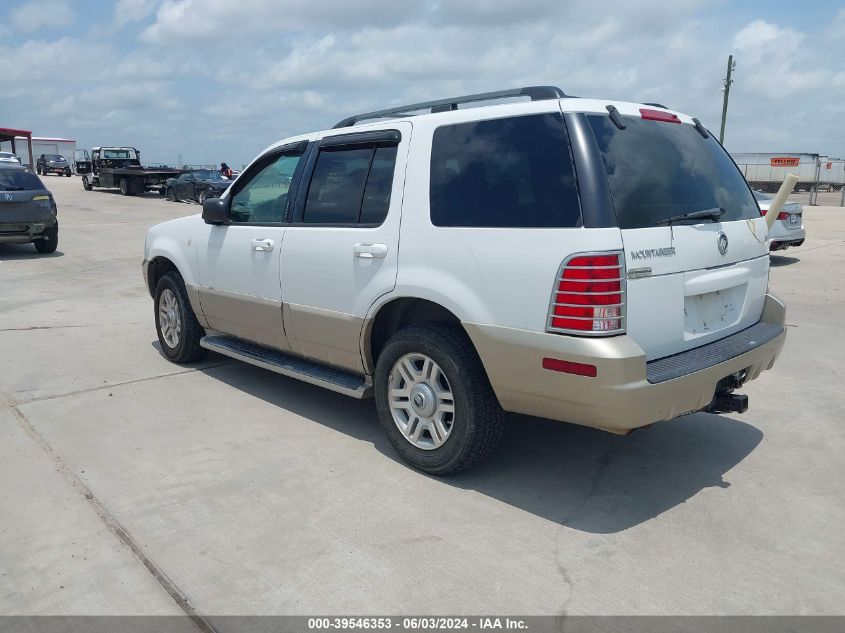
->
(165, 187, 176, 201)
(82, 178, 93, 191)
(198, 189, 208, 204)
(374, 323, 504, 475)
(154, 271, 206, 363)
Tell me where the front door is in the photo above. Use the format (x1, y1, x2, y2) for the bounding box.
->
(280, 122, 411, 372)
(196, 148, 306, 350)
(175, 173, 194, 200)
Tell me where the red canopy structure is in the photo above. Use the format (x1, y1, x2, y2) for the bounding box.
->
(0, 127, 34, 168)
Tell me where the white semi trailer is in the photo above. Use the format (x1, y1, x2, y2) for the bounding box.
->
(732, 152, 845, 193)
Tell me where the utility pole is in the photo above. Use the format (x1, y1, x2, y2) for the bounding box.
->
(719, 54, 736, 145)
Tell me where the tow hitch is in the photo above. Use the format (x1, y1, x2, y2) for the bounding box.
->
(706, 371, 749, 414)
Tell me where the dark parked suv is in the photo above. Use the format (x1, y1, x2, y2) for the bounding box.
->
(37, 154, 71, 177)
(0, 164, 59, 253)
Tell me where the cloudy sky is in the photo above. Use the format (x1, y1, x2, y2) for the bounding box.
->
(1, 0, 843, 167)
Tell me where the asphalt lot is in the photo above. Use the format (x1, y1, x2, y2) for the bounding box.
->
(1, 176, 843, 617)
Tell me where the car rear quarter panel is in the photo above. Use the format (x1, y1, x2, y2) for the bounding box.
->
(394, 111, 624, 331)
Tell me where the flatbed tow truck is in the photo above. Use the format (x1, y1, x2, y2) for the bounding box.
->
(79, 147, 181, 196)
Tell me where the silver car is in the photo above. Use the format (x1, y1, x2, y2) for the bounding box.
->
(0, 151, 21, 165)
(754, 191, 805, 251)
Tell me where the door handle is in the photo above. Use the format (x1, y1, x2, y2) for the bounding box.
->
(251, 238, 274, 252)
(353, 243, 388, 259)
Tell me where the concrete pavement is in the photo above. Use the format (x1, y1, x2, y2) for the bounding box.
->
(1, 176, 843, 617)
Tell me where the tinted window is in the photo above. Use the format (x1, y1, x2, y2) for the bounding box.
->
(231, 152, 302, 223)
(0, 169, 44, 191)
(429, 113, 581, 228)
(359, 146, 397, 225)
(303, 147, 372, 224)
(587, 115, 760, 229)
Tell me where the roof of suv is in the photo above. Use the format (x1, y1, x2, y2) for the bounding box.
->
(254, 85, 700, 171)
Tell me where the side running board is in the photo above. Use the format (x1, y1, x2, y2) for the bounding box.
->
(200, 335, 372, 398)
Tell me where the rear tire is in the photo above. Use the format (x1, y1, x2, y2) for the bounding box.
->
(154, 271, 206, 364)
(374, 323, 504, 475)
(34, 223, 58, 254)
(119, 178, 132, 196)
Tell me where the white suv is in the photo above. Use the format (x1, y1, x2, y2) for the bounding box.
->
(143, 86, 786, 474)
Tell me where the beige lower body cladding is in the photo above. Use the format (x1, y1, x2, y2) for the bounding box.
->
(464, 293, 786, 433)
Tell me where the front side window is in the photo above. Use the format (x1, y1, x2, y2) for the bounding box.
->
(230, 152, 302, 223)
(303, 144, 398, 225)
(429, 113, 581, 228)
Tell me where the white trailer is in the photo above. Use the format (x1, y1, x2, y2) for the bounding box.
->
(0, 136, 77, 169)
(731, 152, 845, 192)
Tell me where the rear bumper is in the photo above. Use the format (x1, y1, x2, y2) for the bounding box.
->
(465, 293, 786, 433)
(0, 219, 56, 243)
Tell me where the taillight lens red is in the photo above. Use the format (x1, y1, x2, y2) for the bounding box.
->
(548, 252, 624, 335)
(761, 208, 791, 220)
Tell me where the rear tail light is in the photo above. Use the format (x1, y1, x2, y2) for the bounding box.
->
(547, 252, 625, 335)
(760, 209, 790, 220)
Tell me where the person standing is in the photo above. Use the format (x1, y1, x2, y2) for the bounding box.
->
(220, 162, 233, 178)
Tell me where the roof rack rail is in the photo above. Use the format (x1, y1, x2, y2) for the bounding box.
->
(332, 85, 568, 128)
(642, 102, 669, 109)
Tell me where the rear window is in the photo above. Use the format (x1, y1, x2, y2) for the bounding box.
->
(430, 113, 581, 228)
(0, 169, 44, 191)
(587, 115, 759, 229)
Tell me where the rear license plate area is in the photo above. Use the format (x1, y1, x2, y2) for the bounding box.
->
(684, 285, 744, 336)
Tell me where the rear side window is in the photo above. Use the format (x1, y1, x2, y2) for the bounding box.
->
(0, 169, 44, 191)
(429, 113, 581, 228)
(303, 144, 398, 225)
(587, 115, 760, 229)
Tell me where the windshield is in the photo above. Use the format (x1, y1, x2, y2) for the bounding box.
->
(193, 170, 223, 180)
(0, 152, 17, 159)
(45, 154, 64, 161)
(587, 115, 760, 229)
(0, 169, 44, 191)
(102, 149, 136, 159)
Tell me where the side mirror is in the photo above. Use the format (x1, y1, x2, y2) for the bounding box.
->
(202, 197, 229, 225)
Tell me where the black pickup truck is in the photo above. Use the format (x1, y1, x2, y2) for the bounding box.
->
(80, 147, 181, 196)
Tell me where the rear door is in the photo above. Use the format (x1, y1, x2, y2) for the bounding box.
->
(586, 112, 769, 360)
(279, 123, 411, 373)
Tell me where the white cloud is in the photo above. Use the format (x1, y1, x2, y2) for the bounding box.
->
(8, 0, 75, 33)
(2, 0, 844, 166)
(113, 0, 159, 28)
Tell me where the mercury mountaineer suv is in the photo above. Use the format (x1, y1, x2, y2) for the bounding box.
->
(142, 86, 786, 474)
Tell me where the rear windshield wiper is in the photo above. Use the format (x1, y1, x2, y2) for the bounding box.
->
(656, 207, 726, 225)
(3, 186, 24, 191)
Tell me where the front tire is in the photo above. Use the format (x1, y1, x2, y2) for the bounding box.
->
(154, 272, 206, 363)
(166, 187, 176, 201)
(82, 178, 93, 191)
(34, 223, 58, 254)
(375, 323, 504, 475)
